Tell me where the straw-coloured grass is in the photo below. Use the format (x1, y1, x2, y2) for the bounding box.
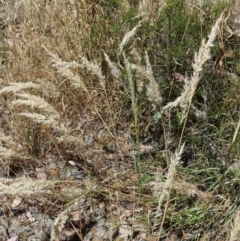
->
(0, 0, 239, 240)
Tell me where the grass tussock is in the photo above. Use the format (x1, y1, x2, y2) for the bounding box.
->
(0, 0, 240, 240)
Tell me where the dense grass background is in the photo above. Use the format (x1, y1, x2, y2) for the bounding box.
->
(1, 0, 240, 240)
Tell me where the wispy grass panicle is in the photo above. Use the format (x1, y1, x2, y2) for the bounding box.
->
(42, 45, 89, 93)
(161, 12, 224, 122)
(17, 112, 62, 130)
(130, 48, 142, 65)
(0, 131, 26, 160)
(137, 0, 154, 20)
(0, 82, 41, 94)
(130, 51, 162, 108)
(230, 209, 240, 241)
(11, 93, 71, 136)
(137, 0, 167, 23)
(104, 52, 123, 86)
(43, 45, 106, 91)
(153, 143, 185, 231)
(0, 131, 18, 150)
(17, 112, 79, 144)
(119, 21, 143, 55)
(135, 0, 168, 24)
(157, 0, 167, 17)
(34, 79, 60, 98)
(79, 55, 106, 90)
(0, 177, 83, 201)
(130, 63, 145, 92)
(12, 93, 59, 118)
(145, 51, 162, 109)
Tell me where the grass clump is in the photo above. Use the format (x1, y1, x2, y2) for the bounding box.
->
(1, 0, 240, 240)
